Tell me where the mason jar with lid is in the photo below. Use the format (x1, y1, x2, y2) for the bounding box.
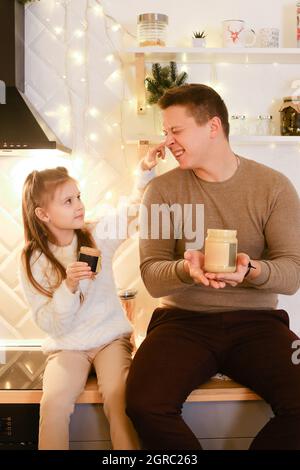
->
(230, 114, 247, 135)
(279, 96, 300, 135)
(256, 115, 275, 135)
(204, 229, 237, 273)
(137, 13, 168, 47)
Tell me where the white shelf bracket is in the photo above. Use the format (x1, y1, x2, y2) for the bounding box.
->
(135, 53, 146, 114)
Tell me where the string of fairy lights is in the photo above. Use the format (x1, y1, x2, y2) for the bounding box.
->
(35, 0, 138, 199)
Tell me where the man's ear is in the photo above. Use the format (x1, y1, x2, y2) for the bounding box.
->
(210, 116, 222, 137)
(35, 207, 50, 223)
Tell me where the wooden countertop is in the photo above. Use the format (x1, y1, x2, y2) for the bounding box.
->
(0, 376, 262, 404)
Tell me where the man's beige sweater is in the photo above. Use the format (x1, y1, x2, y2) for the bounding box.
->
(140, 156, 300, 312)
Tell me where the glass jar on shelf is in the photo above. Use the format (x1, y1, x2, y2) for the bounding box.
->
(137, 13, 168, 47)
(230, 114, 247, 135)
(279, 96, 300, 135)
(256, 115, 275, 135)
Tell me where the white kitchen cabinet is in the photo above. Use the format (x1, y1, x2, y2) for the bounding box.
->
(69, 400, 272, 450)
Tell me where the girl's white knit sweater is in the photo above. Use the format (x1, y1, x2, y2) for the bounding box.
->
(19, 165, 155, 352)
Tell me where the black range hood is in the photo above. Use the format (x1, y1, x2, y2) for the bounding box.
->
(0, 0, 71, 156)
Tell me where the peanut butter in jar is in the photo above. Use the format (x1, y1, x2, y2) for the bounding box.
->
(204, 229, 237, 273)
(78, 246, 101, 273)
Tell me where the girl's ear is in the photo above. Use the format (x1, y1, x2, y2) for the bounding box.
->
(35, 207, 50, 223)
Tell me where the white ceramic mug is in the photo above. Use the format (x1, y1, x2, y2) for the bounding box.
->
(259, 28, 279, 47)
(222, 19, 256, 47)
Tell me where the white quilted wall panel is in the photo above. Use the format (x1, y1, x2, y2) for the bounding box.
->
(0, 0, 157, 342)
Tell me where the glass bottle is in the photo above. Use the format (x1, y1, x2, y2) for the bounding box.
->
(280, 96, 300, 135)
(230, 115, 247, 135)
(256, 115, 274, 135)
(137, 13, 168, 47)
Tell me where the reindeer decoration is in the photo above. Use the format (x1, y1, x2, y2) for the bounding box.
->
(227, 25, 244, 43)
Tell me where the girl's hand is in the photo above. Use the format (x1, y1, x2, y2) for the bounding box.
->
(141, 143, 166, 171)
(65, 261, 92, 293)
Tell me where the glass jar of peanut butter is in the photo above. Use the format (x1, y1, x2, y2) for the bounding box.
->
(204, 229, 237, 273)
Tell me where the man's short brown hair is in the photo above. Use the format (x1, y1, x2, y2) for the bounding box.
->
(158, 84, 230, 139)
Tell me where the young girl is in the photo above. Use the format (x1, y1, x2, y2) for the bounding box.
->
(19, 144, 165, 450)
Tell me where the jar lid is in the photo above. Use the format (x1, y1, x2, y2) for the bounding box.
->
(283, 96, 300, 102)
(138, 13, 168, 24)
(118, 289, 137, 299)
(258, 115, 273, 120)
(207, 229, 237, 238)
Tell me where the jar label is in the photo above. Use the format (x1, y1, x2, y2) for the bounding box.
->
(205, 241, 237, 270)
(228, 243, 237, 267)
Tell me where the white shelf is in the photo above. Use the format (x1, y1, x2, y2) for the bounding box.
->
(126, 47, 300, 64)
(231, 136, 300, 145)
(127, 135, 300, 145)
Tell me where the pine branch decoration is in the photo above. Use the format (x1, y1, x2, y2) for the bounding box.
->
(145, 61, 188, 105)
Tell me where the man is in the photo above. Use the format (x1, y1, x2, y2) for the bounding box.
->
(126, 84, 300, 450)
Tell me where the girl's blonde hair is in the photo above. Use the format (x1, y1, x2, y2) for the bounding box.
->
(21, 167, 96, 297)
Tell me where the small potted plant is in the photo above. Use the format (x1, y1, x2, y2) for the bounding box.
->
(192, 30, 207, 47)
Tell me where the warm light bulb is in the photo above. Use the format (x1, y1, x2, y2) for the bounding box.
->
(88, 107, 99, 117)
(89, 133, 98, 142)
(105, 54, 114, 63)
(105, 191, 113, 200)
(70, 51, 84, 65)
(111, 24, 121, 32)
(54, 27, 63, 35)
(74, 29, 84, 38)
(93, 5, 103, 16)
